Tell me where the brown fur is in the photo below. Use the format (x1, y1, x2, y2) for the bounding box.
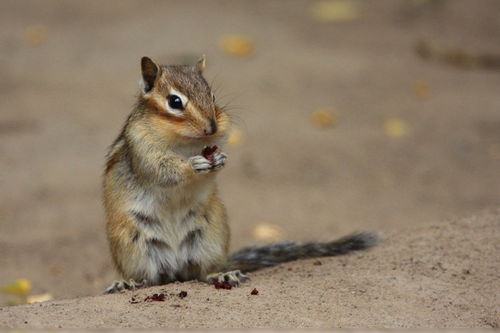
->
(103, 57, 232, 291)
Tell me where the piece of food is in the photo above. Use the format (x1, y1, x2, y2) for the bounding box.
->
(202, 145, 218, 163)
(250, 288, 259, 295)
(213, 281, 232, 290)
(144, 293, 166, 302)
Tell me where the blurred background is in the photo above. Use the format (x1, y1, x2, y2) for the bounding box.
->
(0, 0, 499, 305)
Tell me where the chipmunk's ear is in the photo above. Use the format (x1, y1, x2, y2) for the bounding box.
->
(195, 55, 206, 73)
(141, 56, 160, 93)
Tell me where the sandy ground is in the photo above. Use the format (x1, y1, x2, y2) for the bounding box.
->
(0, 0, 499, 328)
(1, 209, 499, 328)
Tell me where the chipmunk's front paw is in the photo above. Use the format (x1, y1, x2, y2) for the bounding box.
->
(211, 152, 227, 170)
(104, 279, 146, 294)
(206, 270, 249, 287)
(189, 156, 212, 174)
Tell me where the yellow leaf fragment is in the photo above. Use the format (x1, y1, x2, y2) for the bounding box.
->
(384, 118, 409, 137)
(252, 224, 284, 242)
(412, 80, 431, 98)
(228, 128, 244, 146)
(26, 293, 53, 304)
(2, 278, 32, 296)
(310, 0, 360, 22)
(6, 300, 24, 306)
(219, 35, 254, 58)
(49, 263, 61, 276)
(24, 25, 47, 46)
(311, 108, 338, 128)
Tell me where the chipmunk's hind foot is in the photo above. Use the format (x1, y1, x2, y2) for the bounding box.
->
(104, 279, 147, 294)
(206, 270, 248, 287)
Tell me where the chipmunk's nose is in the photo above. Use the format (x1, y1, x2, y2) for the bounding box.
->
(204, 119, 217, 136)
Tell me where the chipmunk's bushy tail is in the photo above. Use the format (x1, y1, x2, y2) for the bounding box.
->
(225, 232, 379, 273)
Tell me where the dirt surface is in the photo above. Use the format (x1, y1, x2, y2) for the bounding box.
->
(1, 209, 499, 328)
(0, 0, 499, 328)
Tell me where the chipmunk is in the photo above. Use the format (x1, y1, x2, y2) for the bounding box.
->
(103, 56, 378, 293)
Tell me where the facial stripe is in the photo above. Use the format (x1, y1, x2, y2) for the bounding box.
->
(187, 103, 208, 125)
(147, 96, 185, 122)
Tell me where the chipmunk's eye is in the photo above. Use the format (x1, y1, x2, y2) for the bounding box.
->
(167, 94, 184, 110)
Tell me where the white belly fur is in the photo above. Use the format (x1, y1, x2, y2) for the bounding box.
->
(125, 178, 218, 283)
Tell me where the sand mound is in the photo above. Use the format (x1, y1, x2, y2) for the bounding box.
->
(1, 209, 498, 328)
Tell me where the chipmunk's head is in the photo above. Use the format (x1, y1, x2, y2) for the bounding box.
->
(138, 56, 230, 144)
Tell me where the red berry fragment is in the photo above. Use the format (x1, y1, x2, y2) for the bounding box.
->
(213, 281, 232, 290)
(202, 145, 218, 163)
(250, 288, 259, 295)
(144, 293, 166, 302)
